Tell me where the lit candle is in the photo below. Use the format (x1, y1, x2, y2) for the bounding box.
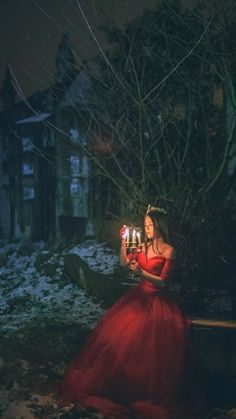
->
(137, 231, 141, 246)
(126, 227, 129, 245)
(132, 229, 136, 244)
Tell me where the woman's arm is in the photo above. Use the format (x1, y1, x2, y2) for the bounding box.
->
(129, 260, 165, 287)
(139, 268, 166, 288)
(119, 238, 130, 266)
(130, 245, 176, 288)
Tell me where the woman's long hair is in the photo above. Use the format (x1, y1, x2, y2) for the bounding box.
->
(144, 209, 170, 254)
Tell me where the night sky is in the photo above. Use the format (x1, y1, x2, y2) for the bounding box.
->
(0, 0, 157, 99)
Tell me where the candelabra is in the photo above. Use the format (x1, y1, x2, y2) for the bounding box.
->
(124, 226, 142, 251)
(122, 225, 143, 284)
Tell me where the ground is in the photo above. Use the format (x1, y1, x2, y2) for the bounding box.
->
(0, 321, 104, 418)
(0, 240, 235, 419)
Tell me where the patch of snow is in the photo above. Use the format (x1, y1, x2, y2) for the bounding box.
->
(69, 240, 119, 275)
(0, 240, 106, 335)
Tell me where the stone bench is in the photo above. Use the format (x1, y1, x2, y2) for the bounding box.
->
(191, 318, 236, 330)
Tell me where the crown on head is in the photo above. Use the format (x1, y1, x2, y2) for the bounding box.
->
(146, 204, 167, 215)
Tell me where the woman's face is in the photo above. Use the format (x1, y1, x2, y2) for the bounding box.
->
(144, 215, 155, 239)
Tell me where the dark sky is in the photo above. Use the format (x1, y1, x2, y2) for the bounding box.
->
(0, 0, 157, 99)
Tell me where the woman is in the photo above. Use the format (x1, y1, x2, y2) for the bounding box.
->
(59, 206, 203, 419)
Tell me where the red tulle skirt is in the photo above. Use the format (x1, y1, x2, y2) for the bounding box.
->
(59, 280, 203, 418)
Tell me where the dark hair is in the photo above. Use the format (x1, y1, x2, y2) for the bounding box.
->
(144, 210, 170, 251)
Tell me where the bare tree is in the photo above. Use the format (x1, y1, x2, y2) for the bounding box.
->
(71, 0, 236, 315)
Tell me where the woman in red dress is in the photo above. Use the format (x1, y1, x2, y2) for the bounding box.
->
(59, 206, 203, 418)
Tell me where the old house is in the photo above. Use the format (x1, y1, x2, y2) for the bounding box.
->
(0, 72, 63, 241)
(0, 34, 96, 242)
(53, 68, 107, 241)
(13, 110, 56, 241)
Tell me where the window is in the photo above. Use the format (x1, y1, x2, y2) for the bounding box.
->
(70, 179, 80, 194)
(70, 155, 89, 177)
(22, 162, 34, 175)
(22, 137, 33, 152)
(70, 155, 80, 177)
(23, 186, 35, 200)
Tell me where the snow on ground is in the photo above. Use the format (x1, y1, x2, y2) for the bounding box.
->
(0, 240, 120, 335)
(0, 238, 232, 336)
(0, 239, 120, 418)
(69, 240, 119, 275)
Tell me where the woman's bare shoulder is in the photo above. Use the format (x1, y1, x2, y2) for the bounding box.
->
(162, 244, 176, 259)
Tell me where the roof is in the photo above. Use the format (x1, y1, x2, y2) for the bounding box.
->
(15, 113, 51, 124)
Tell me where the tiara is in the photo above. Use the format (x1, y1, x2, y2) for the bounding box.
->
(146, 204, 167, 215)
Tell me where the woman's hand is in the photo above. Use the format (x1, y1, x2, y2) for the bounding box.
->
(130, 260, 142, 275)
(120, 225, 127, 240)
(119, 225, 129, 267)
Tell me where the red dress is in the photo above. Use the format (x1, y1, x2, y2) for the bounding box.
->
(59, 253, 203, 419)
